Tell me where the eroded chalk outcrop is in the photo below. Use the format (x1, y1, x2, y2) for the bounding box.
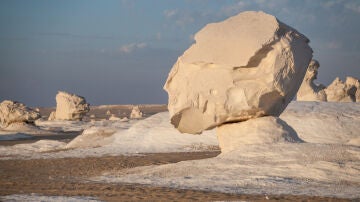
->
(0, 100, 40, 128)
(164, 11, 313, 134)
(50, 91, 90, 121)
(297, 60, 327, 101)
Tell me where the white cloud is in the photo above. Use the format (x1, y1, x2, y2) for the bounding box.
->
(175, 15, 194, 27)
(120, 42, 147, 53)
(326, 41, 342, 50)
(164, 9, 177, 18)
(220, 1, 249, 17)
(345, 2, 360, 14)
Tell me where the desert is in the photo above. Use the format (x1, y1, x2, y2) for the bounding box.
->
(1, 2, 360, 202)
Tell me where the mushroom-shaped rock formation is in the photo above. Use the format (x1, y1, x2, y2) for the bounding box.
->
(297, 60, 327, 101)
(164, 11, 313, 134)
(53, 91, 90, 121)
(0, 100, 41, 128)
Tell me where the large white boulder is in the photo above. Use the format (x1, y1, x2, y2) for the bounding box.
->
(297, 60, 327, 101)
(0, 100, 40, 128)
(164, 11, 313, 134)
(54, 91, 90, 121)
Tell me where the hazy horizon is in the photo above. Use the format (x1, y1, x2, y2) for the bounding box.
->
(1, 0, 360, 107)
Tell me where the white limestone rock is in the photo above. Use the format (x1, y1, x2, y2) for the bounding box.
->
(164, 11, 313, 134)
(297, 60, 327, 101)
(217, 116, 303, 153)
(130, 106, 143, 119)
(325, 78, 355, 102)
(0, 100, 41, 128)
(66, 127, 116, 149)
(345, 76, 360, 102)
(54, 91, 90, 121)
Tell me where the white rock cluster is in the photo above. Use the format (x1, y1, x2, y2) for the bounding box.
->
(325, 77, 359, 102)
(0, 100, 40, 128)
(297, 60, 359, 102)
(164, 11, 312, 135)
(130, 106, 143, 119)
(49, 91, 90, 121)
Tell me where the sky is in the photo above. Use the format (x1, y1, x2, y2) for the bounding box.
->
(0, 0, 359, 107)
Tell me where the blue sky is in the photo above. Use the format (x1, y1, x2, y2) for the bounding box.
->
(0, 0, 359, 106)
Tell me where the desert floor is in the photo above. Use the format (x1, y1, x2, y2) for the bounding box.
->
(0, 105, 356, 201)
(0, 152, 351, 201)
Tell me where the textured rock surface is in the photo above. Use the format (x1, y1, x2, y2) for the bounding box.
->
(297, 60, 327, 101)
(130, 106, 143, 119)
(0, 100, 40, 128)
(325, 77, 356, 102)
(217, 116, 302, 153)
(164, 11, 313, 134)
(54, 91, 90, 121)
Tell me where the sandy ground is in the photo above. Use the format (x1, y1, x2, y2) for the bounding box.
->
(0, 105, 355, 201)
(0, 152, 352, 201)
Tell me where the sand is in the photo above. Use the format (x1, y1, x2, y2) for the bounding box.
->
(1, 104, 358, 201)
(0, 152, 350, 201)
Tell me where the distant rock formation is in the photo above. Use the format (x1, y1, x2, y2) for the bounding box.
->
(345, 77, 360, 102)
(0, 100, 40, 128)
(297, 60, 359, 103)
(130, 106, 143, 119)
(323, 77, 360, 102)
(49, 91, 90, 121)
(109, 114, 121, 121)
(297, 60, 327, 101)
(164, 11, 312, 134)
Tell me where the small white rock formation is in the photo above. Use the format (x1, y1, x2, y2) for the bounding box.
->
(297, 60, 327, 101)
(217, 116, 302, 153)
(119, 117, 129, 122)
(345, 77, 360, 102)
(52, 91, 90, 121)
(130, 106, 143, 119)
(0, 100, 41, 128)
(164, 11, 313, 134)
(66, 127, 116, 149)
(325, 77, 356, 102)
(109, 114, 121, 121)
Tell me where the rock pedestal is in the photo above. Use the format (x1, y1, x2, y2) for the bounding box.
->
(217, 116, 302, 153)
